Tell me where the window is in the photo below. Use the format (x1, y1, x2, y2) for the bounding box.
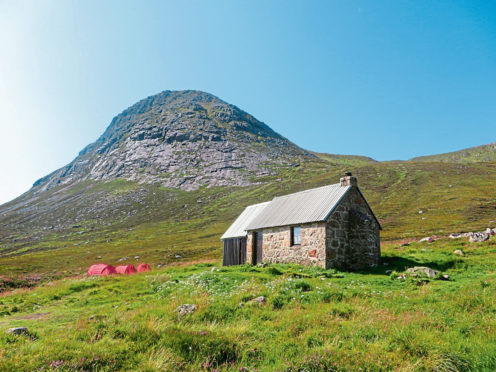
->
(291, 226, 301, 246)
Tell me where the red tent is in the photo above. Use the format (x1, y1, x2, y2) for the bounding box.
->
(115, 264, 137, 275)
(137, 263, 151, 272)
(87, 264, 117, 276)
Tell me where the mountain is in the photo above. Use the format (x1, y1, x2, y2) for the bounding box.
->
(409, 142, 496, 164)
(33, 90, 314, 192)
(0, 90, 495, 281)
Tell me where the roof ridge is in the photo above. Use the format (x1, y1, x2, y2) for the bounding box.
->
(273, 183, 341, 200)
(246, 201, 271, 208)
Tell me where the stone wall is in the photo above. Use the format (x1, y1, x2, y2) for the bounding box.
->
(246, 232, 253, 264)
(259, 223, 326, 267)
(325, 187, 380, 270)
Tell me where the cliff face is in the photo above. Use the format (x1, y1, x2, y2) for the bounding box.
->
(33, 90, 314, 192)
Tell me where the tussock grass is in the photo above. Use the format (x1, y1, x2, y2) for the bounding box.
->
(1, 238, 496, 370)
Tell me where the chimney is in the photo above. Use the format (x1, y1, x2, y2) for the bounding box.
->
(340, 171, 357, 187)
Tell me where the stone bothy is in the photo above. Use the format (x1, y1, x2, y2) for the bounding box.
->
(221, 173, 381, 270)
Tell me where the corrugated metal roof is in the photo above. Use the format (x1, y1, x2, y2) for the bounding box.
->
(221, 202, 270, 239)
(246, 184, 351, 230)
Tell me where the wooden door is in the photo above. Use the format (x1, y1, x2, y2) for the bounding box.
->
(222, 237, 247, 266)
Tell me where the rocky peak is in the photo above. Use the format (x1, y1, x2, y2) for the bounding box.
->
(34, 90, 314, 191)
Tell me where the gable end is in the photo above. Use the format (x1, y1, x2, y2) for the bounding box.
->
(325, 186, 382, 230)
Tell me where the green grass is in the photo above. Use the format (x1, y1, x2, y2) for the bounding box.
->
(312, 152, 378, 167)
(1, 237, 496, 371)
(410, 142, 496, 163)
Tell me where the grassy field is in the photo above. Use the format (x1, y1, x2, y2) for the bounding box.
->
(1, 237, 496, 371)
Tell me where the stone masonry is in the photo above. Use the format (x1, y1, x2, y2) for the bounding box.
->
(246, 233, 253, 261)
(258, 223, 327, 267)
(325, 187, 380, 270)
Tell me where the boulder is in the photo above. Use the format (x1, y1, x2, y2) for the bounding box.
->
(453, 249, 465, 256)
(250, 296, 266, 306)
(406, 266, 438, 278)
(419, 237, 434, 243)
(449, 233, 462, 239)
(469, 233, 490, 243)
(6, 327, 29, 336)
(176, 304, 196, 316)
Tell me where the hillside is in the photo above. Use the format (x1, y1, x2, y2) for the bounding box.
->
(312, 152, 378, 166)
(1, 238, 496, 371)
(0, 90, 495, 282)
(410, 142, 496, 164)
(1, 159, 495, 281)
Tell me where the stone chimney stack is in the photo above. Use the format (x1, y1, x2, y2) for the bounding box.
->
(340, 171, 357, 187)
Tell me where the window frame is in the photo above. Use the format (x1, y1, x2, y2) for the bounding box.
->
(291, 226, 301, 246)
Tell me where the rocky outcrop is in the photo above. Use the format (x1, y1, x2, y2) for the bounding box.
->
(176, 304, 197, 316)
(469, 232, 490, 243)
(419, 237, 434, 243)
(406, 266, 438, 278)
(33, 90, 314, 192)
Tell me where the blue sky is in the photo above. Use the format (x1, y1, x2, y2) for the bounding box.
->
(0, 0, 495, 204)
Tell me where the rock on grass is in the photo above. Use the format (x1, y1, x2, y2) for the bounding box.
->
(6, 327, 29, 335)
(406, 266, 438, 278)
(176, 304, 197, 316)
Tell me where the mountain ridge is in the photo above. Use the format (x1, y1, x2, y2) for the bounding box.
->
(28, 89, 496, 196)
(32, 90, 315, 193)
(409, 142, 496, 164)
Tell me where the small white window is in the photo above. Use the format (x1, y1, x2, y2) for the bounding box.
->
(291, 226, 301, 245)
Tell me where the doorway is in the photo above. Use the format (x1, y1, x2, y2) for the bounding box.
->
(253, 231, 263, 264)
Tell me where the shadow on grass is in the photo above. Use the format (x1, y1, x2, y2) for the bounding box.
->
(357, 256, 461, 276)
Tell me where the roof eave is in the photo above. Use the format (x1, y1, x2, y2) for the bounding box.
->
(220, 234, 246, 240)
(246, 218, 328, 231)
